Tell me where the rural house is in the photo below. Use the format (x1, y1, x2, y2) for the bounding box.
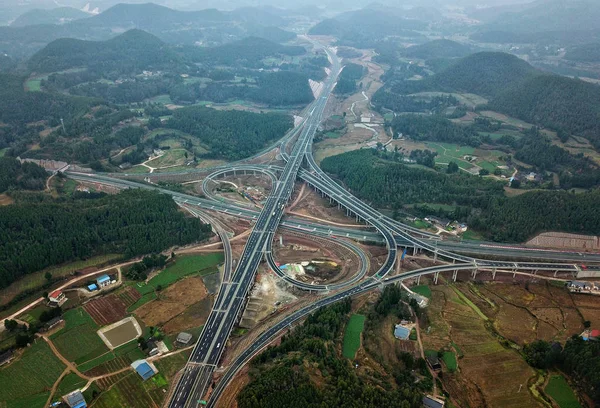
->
(96, 274, 111, 288)
(48, 290, 67, 307)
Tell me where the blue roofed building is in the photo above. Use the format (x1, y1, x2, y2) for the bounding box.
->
(96, 274, 111, 288)
(87, 283, 98, 291)
(394, 325, 411, 340)
(63, 390, 87, 408)
(131, 359, 157, 381)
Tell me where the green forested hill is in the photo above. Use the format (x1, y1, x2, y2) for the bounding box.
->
(0, 189, 212, 289)
(321, 149, 600, 242)
(27, 29, 183, 74)
(389, 52, 537, 97)
(0, 74, 99, 128)
(402, 39, 473, 60)
(320, 149, 504, 210)
(489, 74, 600, 149)
(166, 106, 293, 160)
(188, 36, 305, 67)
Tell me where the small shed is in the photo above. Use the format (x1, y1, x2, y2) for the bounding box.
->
(64, 390, 87, 408)
(426, 354, 442, 371)
(394, 325, 411, 340)
(41, 316, 64, 332)
(96, 274, 111, 288)
(131, 359, 157, 381)
(0, 350, 14, 366)
(87, 283, 98, 292)
(423, 395, 445, 408)
(176, 332, 193, 347)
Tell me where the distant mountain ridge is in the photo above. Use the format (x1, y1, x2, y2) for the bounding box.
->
(0, 2, 297, 60)
(479, 0, 600, 33)
(10, 7, 90, 27)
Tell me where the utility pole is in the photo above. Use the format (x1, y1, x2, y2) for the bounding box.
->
(60, 118, 66, 134)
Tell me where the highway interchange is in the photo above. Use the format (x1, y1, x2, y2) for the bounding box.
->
(65, 38, 600, 408)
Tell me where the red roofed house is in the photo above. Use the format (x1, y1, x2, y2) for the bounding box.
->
(591, 330, 600, 341)
(48, 290, 67, 307)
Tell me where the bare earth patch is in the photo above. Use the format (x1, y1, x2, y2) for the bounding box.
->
(135, 277, 208, 327)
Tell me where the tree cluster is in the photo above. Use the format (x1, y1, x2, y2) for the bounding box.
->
(167, 106, 292, 160)
(0, 158, 48, 193)
(0, 190, 211, 289)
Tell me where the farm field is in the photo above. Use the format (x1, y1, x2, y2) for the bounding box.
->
(342, 314, 366, 359)
(55, 372, 87, 397)
(154, 350, 191, 381)
(136, 253, 224, 295)
(50, 307, 110, 365)
(83, 287, 141, 326)
(136, 277, 209, 329)
(422, 284, 539, 408)
(91, 372, 165, 408)
(81, 340, 144, 374)
(545, 375, 581, 408)
(0, 340, 65, 406)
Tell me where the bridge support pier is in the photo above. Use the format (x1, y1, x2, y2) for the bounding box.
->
(492, 269, 497, 280)
(433, 251, 438, 262)
(413, 246, 418, 256)
(554, 270, 558, 277)
(434, 272, 439, 285)
(452, 258, 456, 265)
(452, 270, 458, 282)
(471, 269, 477, 280)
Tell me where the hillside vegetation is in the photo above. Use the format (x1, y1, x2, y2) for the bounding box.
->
(28, 29, 183, 74)
(0, 189, 211, 289)
(321, 149, 600, 242)
(490, 74, 600, 149)
(166, 106, 293, 160)
(388, 52, 537, 98)
(377, 51, 600, 150)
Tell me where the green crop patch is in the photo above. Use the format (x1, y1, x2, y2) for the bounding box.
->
(442, 351, 457, 372)
(56, 373, 88, 396)
(52, 319, 108, 364)
(0, 340, 65, 404)
(412, 285, 432, 298)
(136, 253, 224, 295)
(545, 375, 581, 408)
(342, 314, 366, 359)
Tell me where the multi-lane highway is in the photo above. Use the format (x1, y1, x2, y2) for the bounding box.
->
(63, 36, 600, 408)
(166, 40, 349, 408)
